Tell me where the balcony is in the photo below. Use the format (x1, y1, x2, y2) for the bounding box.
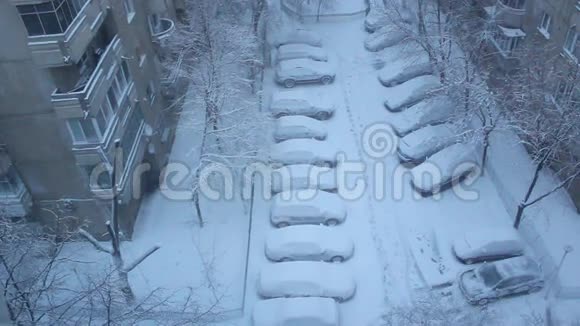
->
(51, 36, 123, 118)
(484, 0, 525, 28)
(0, 149, 32, 218)
(151, 17, 175, 41)
(24, 0, 107, 67)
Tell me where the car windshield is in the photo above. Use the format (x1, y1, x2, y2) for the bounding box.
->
(478, 265, 502, 288)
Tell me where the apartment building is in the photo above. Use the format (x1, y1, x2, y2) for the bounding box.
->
(0, 0, 184, 238)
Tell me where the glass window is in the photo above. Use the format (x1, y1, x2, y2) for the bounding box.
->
(39, 12, 62, 34)
(564, 26, 577, 54)
(107, 87, 118, 110)
(121, 105, 144, 166)
(478, 265, 502, 288)
(20, 14, 43, 36)
(68, 120, 86, 143)
(123, 0, 135, 20)
(79, 118, 99, 142)
(17, 0, 88, 36)
(96, 108, 108, 134)
(121, 61, 131, 84)
(539, 12, 551, 34)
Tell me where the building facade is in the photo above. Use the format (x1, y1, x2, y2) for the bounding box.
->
(0, 0, 184, 238)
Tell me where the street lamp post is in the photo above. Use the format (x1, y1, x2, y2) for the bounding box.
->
(545, 245, 574, 299)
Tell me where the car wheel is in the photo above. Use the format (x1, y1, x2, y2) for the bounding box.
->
(315, 111, 330, 120)
(330, 256, 344, 263)
(477, 299, 489, 305)
(284, 79, 296, 88)
(276, 221, 289, 228)
(325, 218, 339, 226)
(320, 75, 333, 85)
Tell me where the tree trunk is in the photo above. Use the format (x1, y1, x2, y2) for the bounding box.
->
(513, 157, 546, 229)
(513, 203, 525, 229)
(317, 0, 323, 22)
(481, 137, 489, 176)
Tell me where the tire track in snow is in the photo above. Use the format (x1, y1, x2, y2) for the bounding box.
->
(337, 62, 413, 307)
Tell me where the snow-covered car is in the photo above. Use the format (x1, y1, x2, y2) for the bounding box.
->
(273, 29, 323, 48)
(270, 139, 337, 167)
(275, 59, 335, 88)
(384, 75, 442, 112)
(265, 225, 354, 262)
(410, 143, 479, 197)
(389, 96, 454, 137)
(364, 25, 407, 52)
(452, 228, 525, 264)
(364, 2, 414, 32)
(546, 300, 580, 326)
(252, 297, 340, 326)
(271, 164, 338, 193)
(271, 190, 346, 227)
(270, 90, 335, 119)
(276, 44, 329, 63)
(257, 261, 357, 302)
(458, 256, 544, 305)
(397, 124, 458, 165)
(378, 56, 432, 87)
(273, 116, 328, 142)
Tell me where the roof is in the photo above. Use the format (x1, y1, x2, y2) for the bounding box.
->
(496, 256, 541, 278)
(498, 25, 525, 38)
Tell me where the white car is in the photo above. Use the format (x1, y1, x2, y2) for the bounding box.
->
(378, 55, 432, 87)
(271, 164, 338, 193)
(365, 2, 414, 32)
(270, 90, 335, 119)
(410, 143, 479, 197)
(265, 225, 354, 262)
(364, 25, 407, 52)
(397, 124, 458, 165)
(257, 261, 357, 302)
(252, 297, 340, 326)
(459, 256, 544, 305)
(271, 190, 346, 227)
(270, 139, 337, 167)
(275, 59, 335, 88)
(276, 44, 328, 63)
(273, 29, 323, 48)
(273, 116, 328, 142)
(389, 96, 454, 137)
(453, 228, 525, 264)
(384, 75, 442, 112)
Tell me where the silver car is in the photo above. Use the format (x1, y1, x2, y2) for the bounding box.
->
(458, 256, 544, 305)
(275, 59, 335, 88)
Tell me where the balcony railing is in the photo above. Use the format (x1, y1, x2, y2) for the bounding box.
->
(51, 36, 122, 118)
(151, 18, 175, 41)
(26, 0, 107, 67)
(576, 1, 580, 11)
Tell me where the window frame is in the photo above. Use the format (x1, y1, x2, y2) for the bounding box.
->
(538, 12, 551, 38)
(563, 25, 578, 57)
(123, 0, 136, 22)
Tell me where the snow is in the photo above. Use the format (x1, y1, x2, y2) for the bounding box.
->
(270, 190, 347, 226)
(546, 299, 580, 325)
(265, 225, 354, 262)
(277, 58, 335, 76)
(389, 95, 454, 136)
(270, 138, 337, 166)
(383, 75, 441, 111)
(273, 115, 328, 142)
(498, 25, 526, 38)
(276, 43, 329, 62)
(252, 297, 339, 326)
(273, 29, 323, 47)
(257, 261, 357, 301)
(398, 123, 457, 163)
(270, 90, 335, 118)
(364, 25, 407, 52)
(271, 164, 338, 193)
(378, 55, 432, 86)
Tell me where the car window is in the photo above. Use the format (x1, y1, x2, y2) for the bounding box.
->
(496, 276, 522, 289)
(478, 265, 502, 287)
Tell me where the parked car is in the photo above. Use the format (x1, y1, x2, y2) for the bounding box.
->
(273, 29, 323, 48)
(271, 164, 338, 193)
(273, 116, 328, 142)
(410, 143, 479, 197)
(546, 299, 580, 326)
(276, 44, 329, 63)
(257, 261, 357, 302)
(364, 25, 406, 52)
(365, 2, 413, 32)
(270, 90, 335, 119)
(275, 59, 335, 88)
(270, 139, 337, 167)
(453, 227, 525, 264)
(458, 256, 544, 305)
(389, 96, 454, 137)
(384, 75, 441, 112)
(271, 190, 346, 227)
(265, 225, 354, 262)
(252, 297, 340, 326)
(378, 56, 432, 87)
(397, 124, 458, 165)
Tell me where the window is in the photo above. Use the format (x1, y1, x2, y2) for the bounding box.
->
(493, 33, 521, 56)
(538, 12, 551, 38)
(499, 0, 525, 9)
(564, 26, 578, 56)
(123, 0, 136, 21)
(67, 117, 105, 144)
(120, 104, 144, 167)
(0, 167, 24, 196)
(554, 79, 578, 108)
(149, 14, 162, 34)
(146, 81, 156, 103)
(17, 0, 88, 36)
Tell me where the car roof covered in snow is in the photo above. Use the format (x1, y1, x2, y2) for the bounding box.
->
(275, 115, 326, 129)
(271, 89, 334, 108)
(252, 297, 339, 326)
(267, 224, 346, 245)
(384, 75, 441, 109)
(272, 189, 344, 208)
(259, 261, 354, 289)
(493, 256, 542, 279)
(454, 227, 524, 257)
(399, 124, 457, 158)
(389, 96, 454, 135)
(279, 43, 326, 54)
(278, 58, 331, 72)
(271, 138, 335, 155)
(378, 55, 431, 80)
